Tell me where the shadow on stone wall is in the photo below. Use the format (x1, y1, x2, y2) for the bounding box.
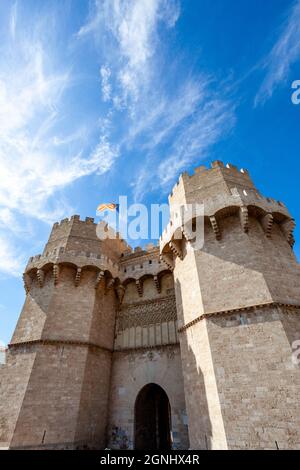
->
(175, 279, 212, 450)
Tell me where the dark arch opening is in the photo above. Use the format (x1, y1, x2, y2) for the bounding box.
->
(134, 383, 172, 451)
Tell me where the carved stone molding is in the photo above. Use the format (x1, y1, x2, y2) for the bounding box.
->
(178, 301, 300, 333)
(8, 338, 112, 354)
(117, 296, 177, 331)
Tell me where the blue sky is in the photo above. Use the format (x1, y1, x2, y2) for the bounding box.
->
(1, 0, 300, 344)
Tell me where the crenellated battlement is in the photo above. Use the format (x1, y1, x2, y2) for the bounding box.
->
(24, 242, 173, 301)
(160, 160, 295, 261)
(52, 215, 96, 229)
(168, 160, 255, 204)
(44, 215, 131, 263)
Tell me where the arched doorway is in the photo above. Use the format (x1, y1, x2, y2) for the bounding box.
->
(134, 383, 172, 450)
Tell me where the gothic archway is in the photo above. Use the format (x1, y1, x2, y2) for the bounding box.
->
(134, 383, 172, 450)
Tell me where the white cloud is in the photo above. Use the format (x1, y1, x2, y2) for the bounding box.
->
(255, 0, 300, 105)
(0, 0, 236, 280)
(0, 12, 119, 222)
(78, 1, 235, 205)
(158, 99, 235, 186)
(133, 96, 235, 200)
(0, 234, 25, 277)
(0, 6, 122, 277)
(127, 78, 209, 148)
(78, 0, 180, 104)
(100, 65, 112, 102)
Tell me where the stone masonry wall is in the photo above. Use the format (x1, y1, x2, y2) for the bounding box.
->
(4, 265, 117, 449)
(0, 348, 36, 447)
(206, 306, 300, 449)
(107, 346, 189, 450)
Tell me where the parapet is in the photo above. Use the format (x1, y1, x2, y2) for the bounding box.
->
(168, 160, 254, 205)
(25, 246, 121, 280)
(161, 175, 295, 264)
(51, 215, 96, 231)
(44, 215, 131, 262)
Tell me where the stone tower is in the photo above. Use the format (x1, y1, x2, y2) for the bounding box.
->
(0, 216, 128, 449)
(1, 160, 300, 450)
(160, 160, 300, 449)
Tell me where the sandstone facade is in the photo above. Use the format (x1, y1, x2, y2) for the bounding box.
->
(0, 160, 299, 450)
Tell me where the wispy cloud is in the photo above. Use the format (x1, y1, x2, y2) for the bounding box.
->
(127, 78, 208, 148)
(0, 234, 25, 278)
(255, 0, 300, 105)
(0, 0, 236, 277)
(0, 3, 122, 277)
(78, 0, 180, 105)
(133, 94, 235, 200)
(0, 38, 116, 223)
(100, 65, 112, 102)
(158, 100, 235, 186)
(9, 2, 17, 40)
(78, 0, 235, 204)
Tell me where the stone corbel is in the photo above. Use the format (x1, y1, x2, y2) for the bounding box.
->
(159, 253, 174, 271)
(116, 285, 125, 304)
(74, 267, 82, 287)
(23, 273, 32, 294)
(106, 277, 115, 291)
(95, 270, 105, 289)
(209, 216, 221, 240)
(136, 279, 143, 297)
(153, 275, 161, 293)
(37, 269, 44, 288)
(289, 233, 295, 247)
(53, 264, 60, 286)
(281, 219, 296, 247)
(239, 206, 249, 233)
(169, 240, 183, 260)
(182, 225, 193, 241)
(260, 213, 274, 238)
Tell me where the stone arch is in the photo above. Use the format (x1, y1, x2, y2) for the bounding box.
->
(40, 262, 54, 273)
(57, 261, 78, 271)
(157, 268, 172, 279)
(26, 266, 38, 278)
(138, 274, 156, 300)
(156, 269, 174, 295)
(213, 204, 240, 221)
(122, 277, 140, 303)
(134, 383, 172, 451)
(122, 276, 136, 287)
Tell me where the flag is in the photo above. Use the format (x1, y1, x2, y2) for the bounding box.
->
(97, 203, 119, 213)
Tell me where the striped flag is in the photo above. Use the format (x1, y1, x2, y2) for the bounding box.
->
(97, 203, 119, 213)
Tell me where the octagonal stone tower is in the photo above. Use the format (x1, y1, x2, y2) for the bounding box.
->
(160, 161, 300, 449)
(0, 216, 128, 449)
